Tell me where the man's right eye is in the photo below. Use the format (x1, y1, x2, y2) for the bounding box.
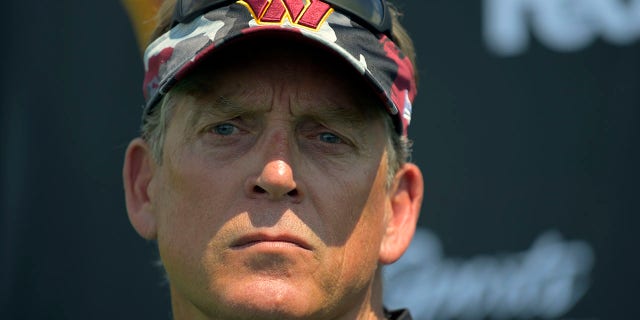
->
(212, 123, 237, 136)
(318, 132, 343, 144)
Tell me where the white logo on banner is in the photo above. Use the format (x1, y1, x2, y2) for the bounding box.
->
(484, 0, 640, 56)
(383, 228, 594, 320)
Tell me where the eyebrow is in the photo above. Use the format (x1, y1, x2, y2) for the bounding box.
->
(301, 103, 374, 129)
(185, 95, 257, 129)
(183, 92, 380, 133)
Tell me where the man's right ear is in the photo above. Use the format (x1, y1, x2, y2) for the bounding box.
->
(123, 138, 158, 240)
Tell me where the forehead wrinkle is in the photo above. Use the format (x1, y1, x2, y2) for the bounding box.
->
(293, 93, 378, 129)
(184, 82, 271, 130)
(179, 70, 272, 115)
(187, 95, 241, 128)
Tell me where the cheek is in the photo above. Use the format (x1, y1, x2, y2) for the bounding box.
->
(306, 166, 372, 245)
(319, 189, 388, 299)
(343, 179, 388, 256)
(151, 153, 243, 267)
(313, 156, 389, 276)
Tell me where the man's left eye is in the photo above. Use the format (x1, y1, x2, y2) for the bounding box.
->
(319, 132, 342, 144)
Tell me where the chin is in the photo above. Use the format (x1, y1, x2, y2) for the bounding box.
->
(217, 278, 329, 320)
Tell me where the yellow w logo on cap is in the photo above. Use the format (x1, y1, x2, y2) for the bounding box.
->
(239, 0, 334, 30)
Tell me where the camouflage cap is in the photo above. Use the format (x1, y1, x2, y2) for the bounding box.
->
(143, 0, 417, 135)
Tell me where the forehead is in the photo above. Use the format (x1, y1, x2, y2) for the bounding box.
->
(171, 36, 387, 120)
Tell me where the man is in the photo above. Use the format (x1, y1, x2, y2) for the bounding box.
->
(122, 0, 423, 319)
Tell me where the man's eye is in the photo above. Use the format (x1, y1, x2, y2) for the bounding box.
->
(319, 132, 342, 144)
(212, 123, 237, 136)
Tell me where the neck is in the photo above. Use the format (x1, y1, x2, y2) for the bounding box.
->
(362, 268, 387, 320)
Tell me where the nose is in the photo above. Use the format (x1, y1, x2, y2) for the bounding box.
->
(246, 159, 300, 201)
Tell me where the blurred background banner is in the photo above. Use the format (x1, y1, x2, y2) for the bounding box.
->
(1, 0, 638, 319)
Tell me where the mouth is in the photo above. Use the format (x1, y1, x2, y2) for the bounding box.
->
(231, 233, 312, 251)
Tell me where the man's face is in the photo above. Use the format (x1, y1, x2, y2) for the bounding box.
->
(135, 43, 407, 319)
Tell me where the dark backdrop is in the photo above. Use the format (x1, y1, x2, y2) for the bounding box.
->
(1, 1, 638, 319)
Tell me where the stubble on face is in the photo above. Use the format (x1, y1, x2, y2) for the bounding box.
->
(148, 40, 394, 320)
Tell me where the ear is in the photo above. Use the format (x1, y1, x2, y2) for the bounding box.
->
(379, 163, 424, 264)
(123, 137, 158, 240)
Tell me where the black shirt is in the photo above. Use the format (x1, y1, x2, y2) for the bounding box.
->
(385, 308, 412, 320)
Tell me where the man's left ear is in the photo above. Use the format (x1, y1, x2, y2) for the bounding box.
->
(379, 163, 424, 264)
